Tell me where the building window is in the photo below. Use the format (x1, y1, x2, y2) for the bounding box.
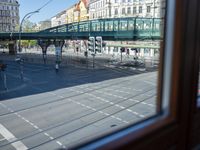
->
(115, 8, 118, 15)
(133, 7, 137, 14)
(139, 6, 142, 13)
(127, 7, 131, 14)
(122, 8, 126, 15)
(147, 6, 151, 13)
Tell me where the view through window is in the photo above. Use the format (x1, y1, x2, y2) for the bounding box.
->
(0, 0, 166, 149)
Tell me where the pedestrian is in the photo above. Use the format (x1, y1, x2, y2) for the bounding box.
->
(55, 63, 59, 72)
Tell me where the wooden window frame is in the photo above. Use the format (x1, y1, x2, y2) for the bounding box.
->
(73, 0, 200, 149)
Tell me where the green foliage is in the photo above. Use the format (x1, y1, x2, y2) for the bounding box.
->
(22, 19, 37, 32)
(19, 19, 37, 48)
(21, 40, 37, 48)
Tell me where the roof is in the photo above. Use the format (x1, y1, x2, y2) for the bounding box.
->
(81, 0, 89, 8)
(74, 3, 80, 11)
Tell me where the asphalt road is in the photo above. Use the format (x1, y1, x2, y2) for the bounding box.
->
(0, 60, 157, 150)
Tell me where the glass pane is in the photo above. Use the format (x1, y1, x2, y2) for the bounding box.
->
(0, 0, 166, 149)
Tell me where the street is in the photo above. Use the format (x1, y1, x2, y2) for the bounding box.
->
(0, 59, 157, 149)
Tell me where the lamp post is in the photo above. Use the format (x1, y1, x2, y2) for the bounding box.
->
(18, 0, 53, 53)
(17, 10, 39, 81)
(18, 10, 39, 53)
(16, 0, 53, 80)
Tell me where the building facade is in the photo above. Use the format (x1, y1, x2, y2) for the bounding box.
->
(79, 0, 89, 22)
(51, 0, 89, 27)
(65, 5, 75, 24)
(35, 20, 51, 31)
(89, 0, 165, 20)
(51, 10, 67, 27)
(0, 0, 19, 32)
(74, 4, 80, 23)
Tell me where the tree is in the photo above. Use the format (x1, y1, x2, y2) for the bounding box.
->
(20, 19, 37, 48)
(22, 19, 37, 32)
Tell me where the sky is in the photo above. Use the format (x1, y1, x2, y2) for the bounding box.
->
(18, 0, 78, 23)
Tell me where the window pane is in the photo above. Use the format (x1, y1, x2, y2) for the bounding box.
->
(0, 0, 167, 149)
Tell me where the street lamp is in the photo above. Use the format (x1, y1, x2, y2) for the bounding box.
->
(18, 0, 53, 53)
(16, 0, 53, 80)
(18, 10, 39, 53)
(16, 10, 39, 81)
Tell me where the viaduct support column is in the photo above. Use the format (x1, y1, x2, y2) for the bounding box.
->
(7, 41, 17, 55)
(54, 40, 64, 71)
(37, 39, 51, 64)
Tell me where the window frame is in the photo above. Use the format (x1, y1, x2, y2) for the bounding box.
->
(127, 7, 131, 14)
(73, 0, 200, 149)
(133, 7, 137, 14)
(147, 6, 151, 13)
(139, 6, 142, 13)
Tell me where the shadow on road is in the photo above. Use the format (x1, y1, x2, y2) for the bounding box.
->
(0, 53, 157, 101)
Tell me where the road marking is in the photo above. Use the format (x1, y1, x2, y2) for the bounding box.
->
(99, 111, 103, 114)
(56, 141, 63, 146)
(9, 107, 64, 148)
(143, 80, 156, 86)
(0, 103, 7, 108)
(119, 106, 125, 109)
(0, 138, 6, 142)
(33, 125, 39, 129)
(0, 124, 28, 150)
(29, 122, 34, 126)
(38, 129, 43, 132)
(123, 120, 129, 124)
(127, 109, 132, 112)
(104, 113, 110, 116)
(44, 133, 50, 137)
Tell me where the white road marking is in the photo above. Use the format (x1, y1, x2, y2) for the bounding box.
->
(33, 125, 39, 129)
(127, 109, 132, 112)
(99, 111, 103, 114)
(38, 129, 43, 132)
(0, 103, 7, 108)
(143, 80, 156, 86)
(119, 106, 125, 109)
(0, 124, 28, 150)
(44, 133, 50, 137)
(56, 141, 63, 146)
(0, 138, 6, 142)
(104, 113, 110, 116)
(123, 120, 129, 124)
(25, 120, 30, 123)
(9, 107, 64, 148)
(29, 122, 34, 126)
(68, 89, 133, 124)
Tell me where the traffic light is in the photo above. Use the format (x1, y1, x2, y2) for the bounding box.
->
(95, 36, 102, 53)
(120, 47, 125, 52)
(88, 37, 95, 53)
